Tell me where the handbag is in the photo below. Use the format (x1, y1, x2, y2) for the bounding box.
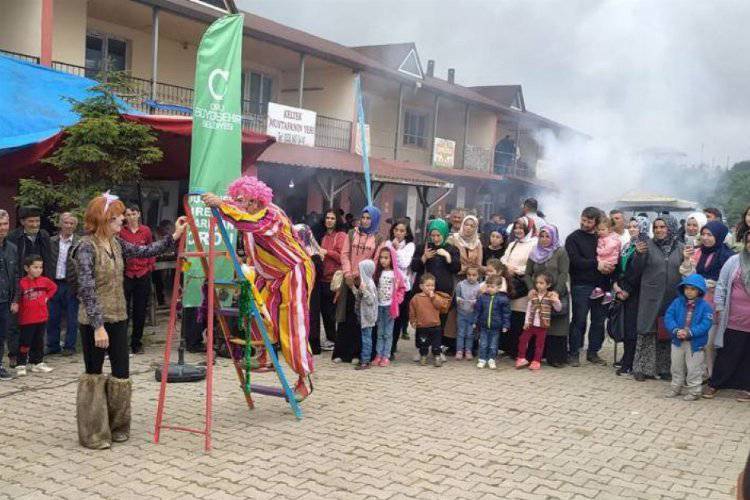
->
(656, 316, 671, 342)
(606, 300, 625, 342)
(509, 276, 528, 300)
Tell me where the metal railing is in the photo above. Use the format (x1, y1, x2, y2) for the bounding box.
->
(463, 144, 492, 172)
(493, 152, 535, 178)
(0, 49, 39, 64)
(315, 115, 352, 150)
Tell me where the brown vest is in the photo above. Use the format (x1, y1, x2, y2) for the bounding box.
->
(78, 236, 127, 325)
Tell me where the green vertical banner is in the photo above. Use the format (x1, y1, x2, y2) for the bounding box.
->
(184, 14, 244, 307)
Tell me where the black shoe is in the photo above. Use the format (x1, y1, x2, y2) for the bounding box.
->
(586, 353, 607, 366)
(549, 362, 565, 368)
(658, 373, 672, 381)
(567, 355, 580, 367)
(62, 349, 76, 357)
(633, 372, 646, 382)
(613, 359, 622, 368)
(0, 366, 13, 381)
(131, 346, 145, 355)
(8, 356, 16, 369)
(616, 367, 631, 376)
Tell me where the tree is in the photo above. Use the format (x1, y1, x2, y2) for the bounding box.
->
(15, 76, 162, 220)
(708, 161, 750, 226)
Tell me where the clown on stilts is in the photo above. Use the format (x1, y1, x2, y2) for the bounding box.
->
(202, 176, 315, 401)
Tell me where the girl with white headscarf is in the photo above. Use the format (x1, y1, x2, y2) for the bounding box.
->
(448, 215, 483, 279)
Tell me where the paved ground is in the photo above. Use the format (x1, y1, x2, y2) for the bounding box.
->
(0, 320, 748, 500)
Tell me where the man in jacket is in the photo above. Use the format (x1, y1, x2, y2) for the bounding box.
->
(7, 206, 51, 367)
(46, 213, 80, 356)
(0, 209, 18, 380)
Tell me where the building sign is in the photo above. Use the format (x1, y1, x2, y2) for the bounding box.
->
(266, 102, 316, 147)
(433, 137, 455, 168)
(354, 123, 371, 156)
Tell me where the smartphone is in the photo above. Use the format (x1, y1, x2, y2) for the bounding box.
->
(685, 235, 697, 248)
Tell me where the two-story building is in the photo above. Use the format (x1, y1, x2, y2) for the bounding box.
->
(0, 0, 583, 234)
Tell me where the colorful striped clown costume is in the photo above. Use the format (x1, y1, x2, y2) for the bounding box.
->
(210, 176, 315, 395)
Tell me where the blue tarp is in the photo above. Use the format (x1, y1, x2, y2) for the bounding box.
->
(0, 54, 136, 151)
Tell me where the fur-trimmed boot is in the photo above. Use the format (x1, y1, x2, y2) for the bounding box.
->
(106, 376, 132, 443)
(76, 374, 111, 449)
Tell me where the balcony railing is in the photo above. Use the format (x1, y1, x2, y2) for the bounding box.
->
(493, 151, 535, 178)
(6, 50, 355, 151)
(463, 144, 492, 172)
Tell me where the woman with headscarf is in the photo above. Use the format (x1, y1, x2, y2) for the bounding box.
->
(612, 216, 650, 375)
(444, 215, 483, 351)
(332, 205, 383, 364)
(524, 224, 569, 367)
(411, 219, 461, 358)
(682, 211, 707, 247)
(628, 215, 684, 382)
(680, 220, 735, 376)
(501, 217, 538, 358)
(482, 223, 507, 266)
(293, 224, 324, 355)
(703, 230, 750, 402)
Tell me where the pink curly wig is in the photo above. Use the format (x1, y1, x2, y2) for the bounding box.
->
(227, 176, 274, 207)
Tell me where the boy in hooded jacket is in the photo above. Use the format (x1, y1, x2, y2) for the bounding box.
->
(664, 273, 713, 401)
(474, 275, 511, 369)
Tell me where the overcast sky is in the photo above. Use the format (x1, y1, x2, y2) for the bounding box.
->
(239, 0, 750, 167)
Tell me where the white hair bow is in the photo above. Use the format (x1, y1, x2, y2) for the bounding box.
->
(102, 190, 119, 211)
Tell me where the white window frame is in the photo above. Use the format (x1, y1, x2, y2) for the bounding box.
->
(403, 107, 430, 149)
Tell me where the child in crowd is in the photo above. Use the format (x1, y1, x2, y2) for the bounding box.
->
(354, 259, 378, 370)
(455, 266, 481, 360)
(474, 275, 510, 369)
(16, 255, 57, 376)
(664, 273, 713, 401)
(409, 273, 451, 367)
(591, 216, 621, 304)
(516, 272, 561, 371)
(372, 247, 405, 367)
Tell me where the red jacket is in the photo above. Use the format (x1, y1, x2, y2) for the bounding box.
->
(119, 225, 155, 278)
(18, 276, 57, 326)
(320, 231, 346, 282)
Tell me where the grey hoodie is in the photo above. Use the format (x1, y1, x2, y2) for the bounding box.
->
(355, 259, 378, 328)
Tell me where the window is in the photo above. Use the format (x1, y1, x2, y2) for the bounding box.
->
(403, 109, 429, 148)
(241, 71, 273, 115)
(85, 32, 128, 78)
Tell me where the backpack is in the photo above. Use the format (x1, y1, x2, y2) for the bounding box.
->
(66, 239, 83, 297)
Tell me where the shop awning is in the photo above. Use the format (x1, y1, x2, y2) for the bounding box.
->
(256, 142, 452, 189)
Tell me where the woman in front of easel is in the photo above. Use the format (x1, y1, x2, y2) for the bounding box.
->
(75, 192, 187, 449)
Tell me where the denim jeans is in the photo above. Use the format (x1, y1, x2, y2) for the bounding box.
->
(478, 328, 500, 361)
(46, 280, 79, 352)
(456, 310, 476, 353)
(568, 284, 606, 357)
(375, 306, 394, 359)
(360, 326, 373, 363)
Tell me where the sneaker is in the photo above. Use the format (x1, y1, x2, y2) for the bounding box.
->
(464, 350, 473, 360)
(515, 358, 530, 369)
(351, 358, 360, 366)
(433, 356, 443, 368)
(455, 351, 463, 361)
(589, 287, 604, 299)
(736, 391, 750, 402)
(380, 358, 390, 367)
(16, 365, 27, 376)
(0, 366, 13, 381)
(372, 356, 382, 366)
(586, 353, 607, 366)
(354, 362, 370, 371)
(401, 332, 410, 340)
(321, 341, 335, 351)
(419, 356, 428, 366)
(568, 355, 580, 367)
(665, 389, 681, 398)
(332, 357, 342, 364)
(683, 394, 700, 401)
(487, 359, 497, 370)
(31, 363, 53, 373)
(439, 352, 447, 363)
(413, 353, 422, 363)
(616, 367, 632, 376)
(476, 359, 486, 369)
(529, 361, 541, 371)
